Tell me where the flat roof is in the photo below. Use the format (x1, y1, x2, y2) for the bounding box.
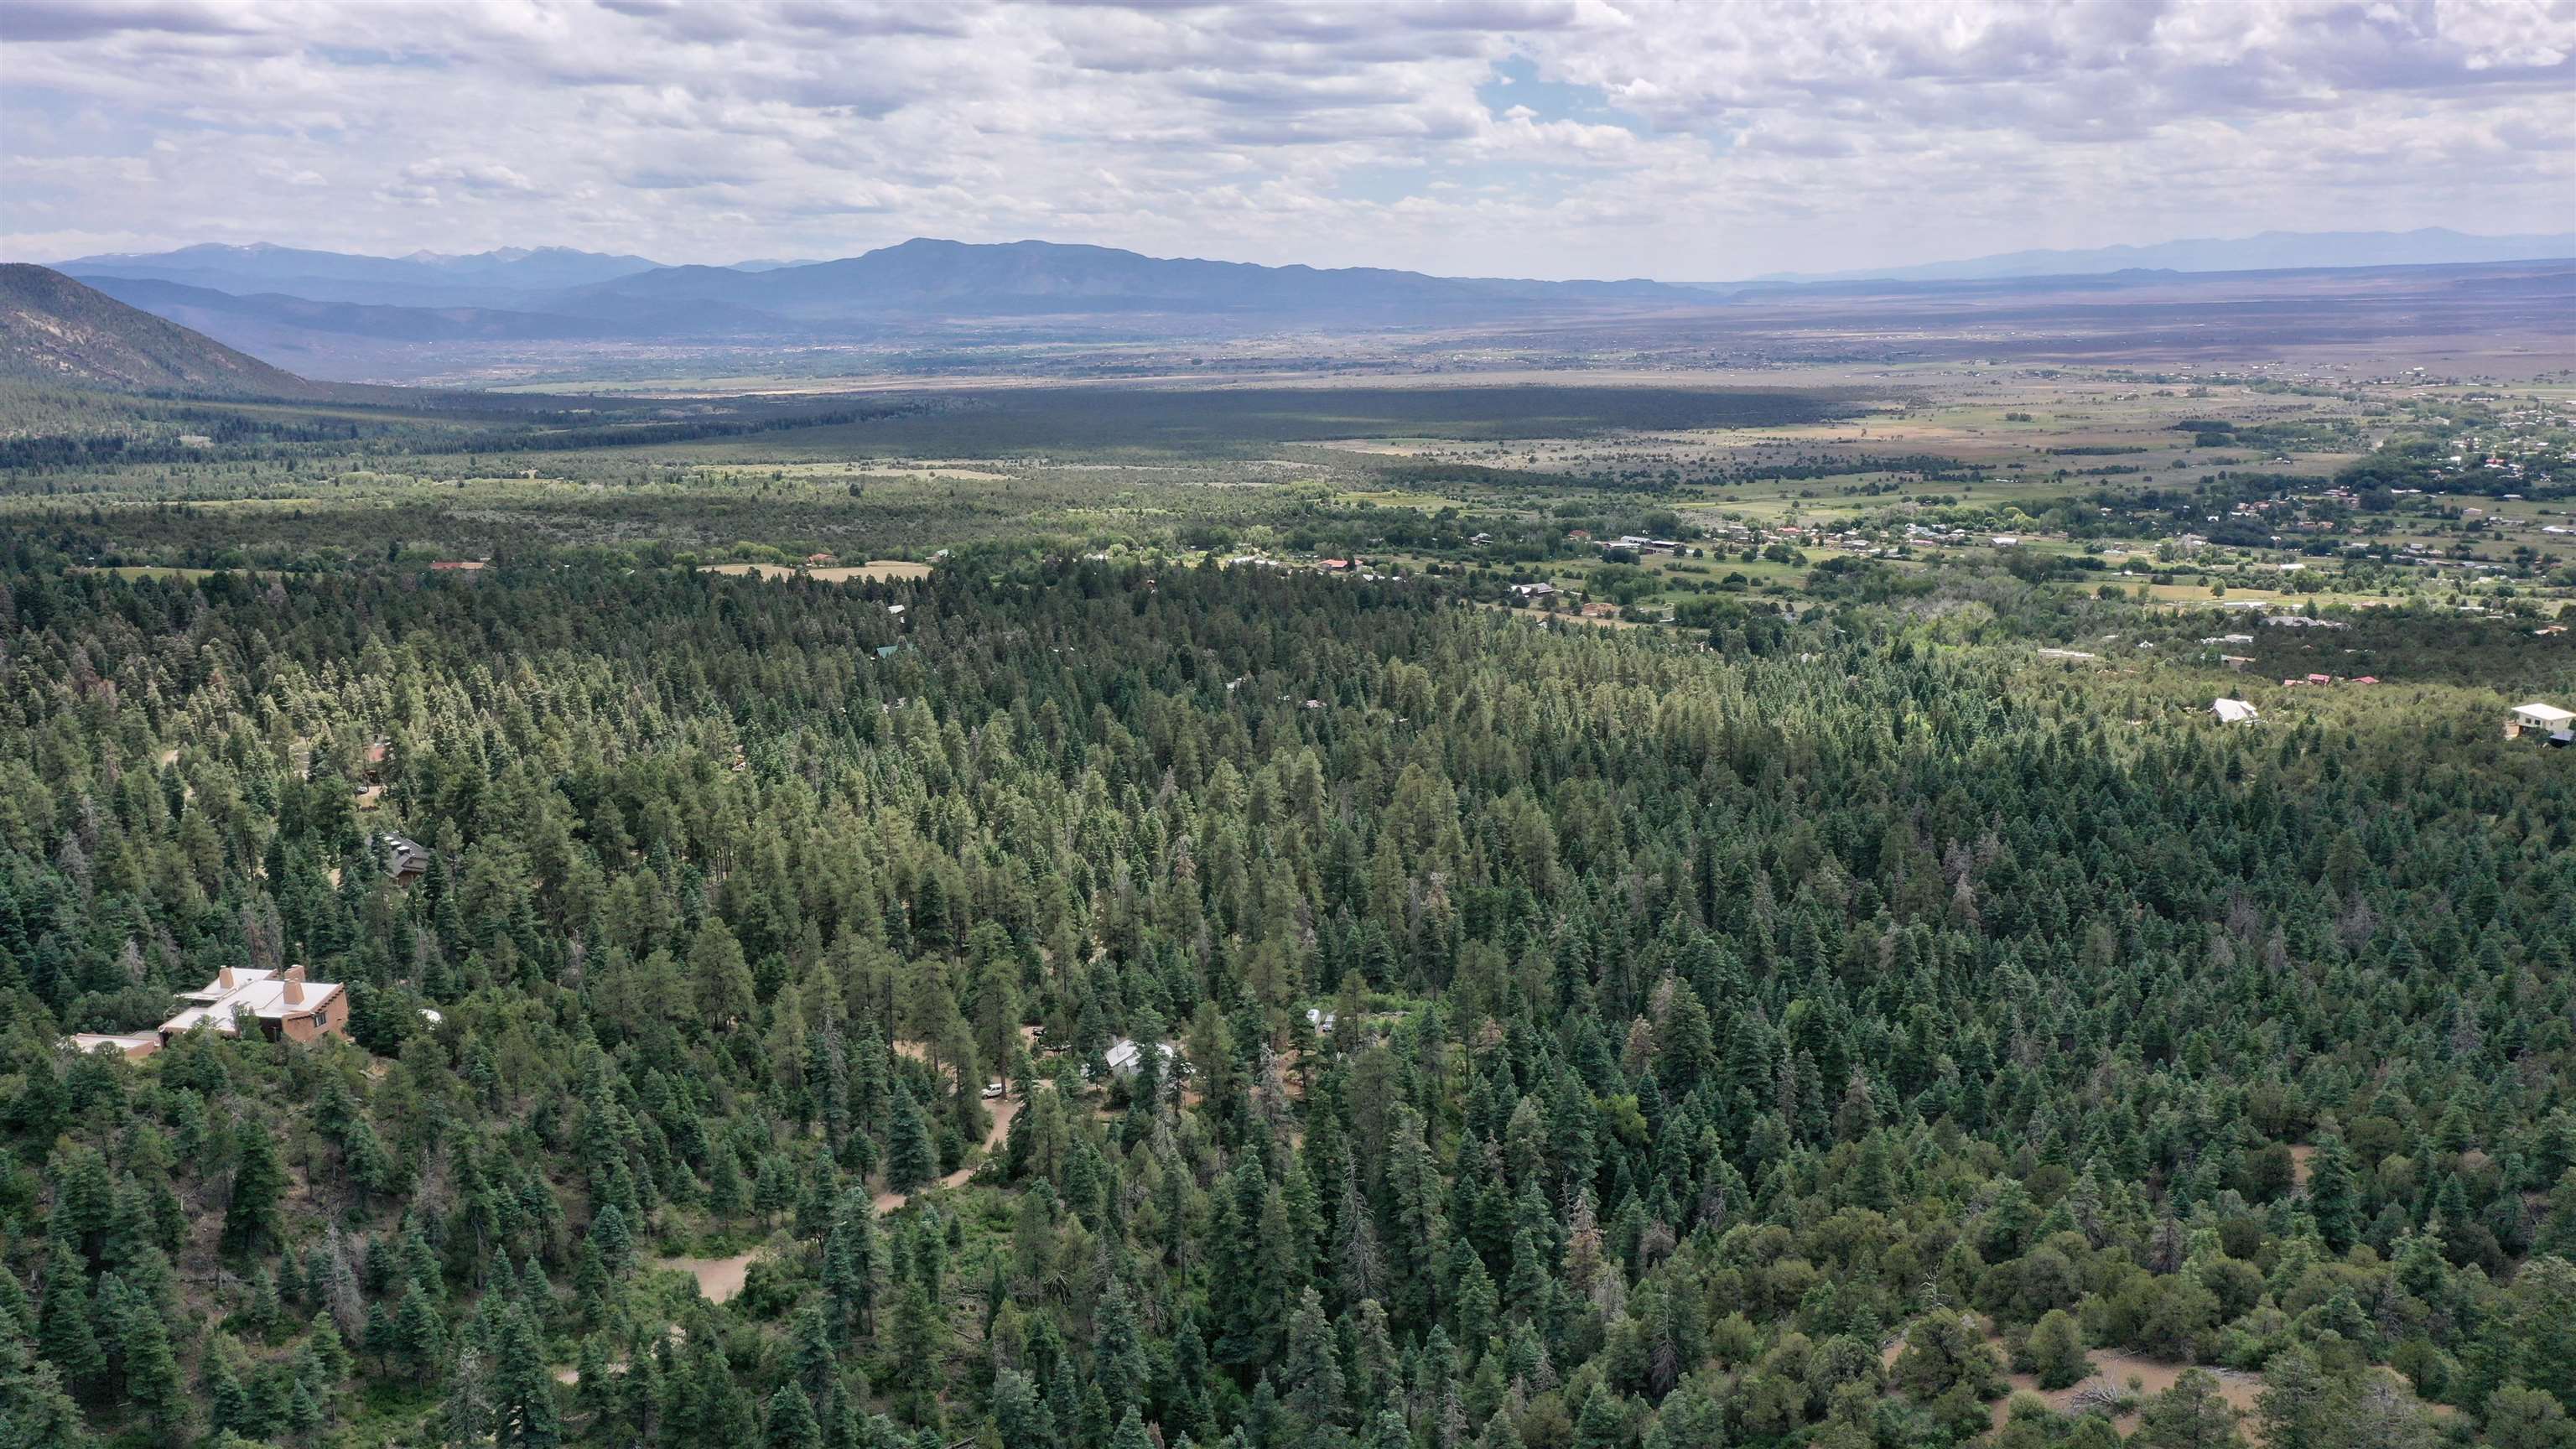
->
(163, 970, 343, 1036)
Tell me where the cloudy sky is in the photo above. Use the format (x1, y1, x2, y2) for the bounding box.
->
(5, 0, 2571, 278)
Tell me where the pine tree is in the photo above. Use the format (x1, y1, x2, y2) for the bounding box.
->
(2303, 1134, 2360, 1251)
(990, 1368, 1057, 1449)
(2254, 1344, 2334, 1448)
(0, 1330, 85, 1449)
(886, 1085, 940, 1197)
(2028, 1309, 2093, 1391)
(891, 1280, 944, 1423)
(2134, 1368, 2246, 1449)
(223, 1119, 287, 1259)
(492, 1304, 562, 1447)
(101, 1275, 184, 1432)
(395, 1281, 448, 1385)
(34, 1241, 101, 1397)
(766, 1382, 825, 1449)
(1092, 1278, 1149, 1421)
(1280, 1286, 1347, 1431)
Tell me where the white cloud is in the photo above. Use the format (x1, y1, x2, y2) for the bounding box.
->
(0, 0, 2565, 277)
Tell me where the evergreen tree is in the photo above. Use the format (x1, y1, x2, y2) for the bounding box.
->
(222, 1121, 286, 1259)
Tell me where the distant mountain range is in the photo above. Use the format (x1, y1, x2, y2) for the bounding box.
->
(39, 237, 1707, 377)
(28, 230, 2576, 382)
(1742, 227, 2576, 285)
(0, 263, 334, 397)
(52, 242, 668, 309)
(54, 236, 1695, 323)
(547, 237, 1696, 323)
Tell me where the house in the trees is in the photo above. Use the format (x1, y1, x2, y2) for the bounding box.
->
(2506, 702, 2574, 740)
(378, 832, 431, 882)
(158, 965, 349, 1045)
(65, 1032, 161, 1060)
(1103, 1037, 1180, 1080)
(2210, 699, 2260, 724)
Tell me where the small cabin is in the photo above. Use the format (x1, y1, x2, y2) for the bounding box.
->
(1102, 1038, 1181, 1081)
(2506, 702, 2574, 740)
(2210, 699, 2259, 725)
(379, 833, 431, 882)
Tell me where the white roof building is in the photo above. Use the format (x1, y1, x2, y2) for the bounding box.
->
(159, 965, 348, 1043)
(2210, 699, 2260, 724)
(1103, 1038, 1180, 1079)
(65, 1032, 161, 1060)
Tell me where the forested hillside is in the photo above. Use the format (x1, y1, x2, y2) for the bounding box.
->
(2, 558, 2571, 1449)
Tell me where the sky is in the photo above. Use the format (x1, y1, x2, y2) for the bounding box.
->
(4, 0, 2572, 280)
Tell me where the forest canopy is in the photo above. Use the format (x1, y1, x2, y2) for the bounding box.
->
(0, 554, 2570, 1449)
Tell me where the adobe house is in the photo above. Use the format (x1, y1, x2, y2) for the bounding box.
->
(65, 1032, 161, 1061)
(158, 965, 349, 1046)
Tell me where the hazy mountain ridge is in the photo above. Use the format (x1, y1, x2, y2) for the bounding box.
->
(0, 263, 336, 397)
(553, 237, 1701, 320)
(55, 242, 665, 309)
(1745, 227, 2576, 285)
(56, 237, 1699, 325)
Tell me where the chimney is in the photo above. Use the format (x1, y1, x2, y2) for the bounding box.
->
(218, 966, 235, 990)
(283, 964, 305, 1005)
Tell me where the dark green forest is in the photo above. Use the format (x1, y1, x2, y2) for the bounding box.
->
(2, 555, 2572, 1449)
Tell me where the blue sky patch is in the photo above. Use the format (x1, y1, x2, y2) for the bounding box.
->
(1477, 55, 1645, 136)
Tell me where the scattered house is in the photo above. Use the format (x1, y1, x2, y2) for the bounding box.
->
(65, 1032, 160, 1061)
(1317, 558, 1351, 572)
(875, 644, 906, 660)
(378, 833, 431, 883)
(418, 1008, 444, 1027)
(2305, 673, 2333, 685)
(158, 965, 348, 1046)
(1510, 582, 1557, 599)
(2506, 702, 2575, 740)
(2220, 655, 2256, 670)
(2537, 625, 2568, 636)
(2035, 648, 2098, 661)
(1306, 1007, 1337, 1035)
(805, 553, 836, 565)
(2352, 676, 2380, 685)
(1102, 1037, 1180, 1080)
(2210, 699, 2260, 724)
